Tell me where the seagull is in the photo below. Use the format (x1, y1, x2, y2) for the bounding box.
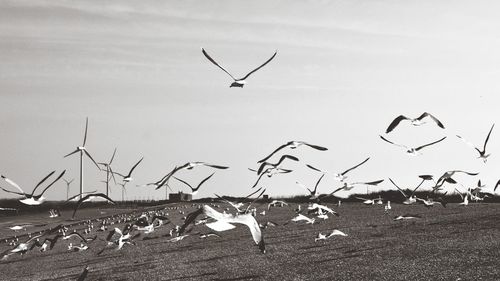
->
(435, 170, 479, 188)
(215, 187, 265, 213)
(251, 167, 293, 188)
(384, 201, 392, 212)
(296, 174, 325, 199)
(340, 179, 385, 191)
(380, 135, 447, 155)
(72, 193, 115, 219)
(306, 157, 370, 182)
(256, 155, 299, 175)
(114, 157, 144, 182)
(268, 200, 289, 210)
(389, 177, 428, 205)
(385, 112, 445, 133)
(179, 205, 265, 253)
(307, 203, 339, 216)
(201, 48, 277, 88)
(173, 172, 215, 195)
(63, 117, 101, 170)
(457, 124, 495, 163)
(394, 214, 421, 221)
(291, 214, 315, 224)
(258, 141, 327, 163)
(155, 162, 228, 190)
(314, 230, 347, 242)
(199, 232, 221, 239)
(416, 196, 447, 208)
(354, 196, 382, 205)
(0, 170, 66, 205)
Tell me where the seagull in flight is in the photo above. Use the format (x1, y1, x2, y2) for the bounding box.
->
(291, 213, 315, 224)
(0, 170, 66, 205)
(202, 48, 277, 88)
(173, 172, 215, 195)
(389, 177, 430, 205)
(114, 157, 144, 182)
(296, 174, 325, 199)
(256, 155, 299, 175)
(340, 179, 384, 191)
(179, 205, 265, 253)
(71, 193, 115, 219)
(306, 157, 370, 182)
(435, 170, 479, 188)
(251, 167, 293, 188)
(314, 230, 347, 242)
(258, 141, 327, 163)
(385, 112, 445, 133)
(155, 162, 228, 190)
(379, 135, 446, 155)
(457, 124, 495, 163)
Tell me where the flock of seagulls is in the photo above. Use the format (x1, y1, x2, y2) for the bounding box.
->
(0, 48, 499, 280)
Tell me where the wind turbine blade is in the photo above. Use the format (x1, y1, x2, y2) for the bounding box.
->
(64, 149, 80, 158)
(82, 117, 88, 146)
(84, 150, 101, 170)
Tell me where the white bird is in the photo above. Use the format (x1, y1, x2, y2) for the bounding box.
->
(291, 214, 315, 224)
(1, 170, 66, 205)
(296, 174, 325, 199)
(340, 179, 384, 191)
(394, 214, 421, 221)
(179, 205, 265, 253)
(384, 201, 392, 212)
(355, 196, 382, 205)
(252, 167, 293, 188)
(306, 157, 370, 182)
(380, 135, 446, 156)
(307, 203, 338, 216)
(457, 123, 495, 163)
(202, 48, 277, 88)
(385, 112, 445, 133)
(258, 141, 327, 164)
(256, 155, 299, 175)
(268, 200, 289, 210)
(389, 177, 429, 205)
(314, 230, 348, 242)
(114, 157, 144, 182)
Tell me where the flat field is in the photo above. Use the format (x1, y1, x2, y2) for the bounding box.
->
(1, 202, 499, 281)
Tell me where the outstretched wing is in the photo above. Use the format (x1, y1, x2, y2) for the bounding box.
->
(126, 157, 144, 177)
(385, 115, 409, 133)
(1, 175, 25, 194)
(482, 123, 495, 152)
(193, 172, 215, 192)
(240, 50, 277, 80)
(0, 186, 24, 196)
(257, 143, 290, 163)
(388, 178, 407, 198)
(201, 48, 236, 80)
(379, 135, 406, 149)
(302, 142, 328, 151)
(341, 157, 370, 176)
(415, 136, 446, 151)
(36, 170, 66, 197)
(417, 112, 445, 129)
(72, 193, 115, 219)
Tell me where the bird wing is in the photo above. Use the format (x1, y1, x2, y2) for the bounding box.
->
(385, 115, 409, 133)
(178, 208, 204, 235)
(302, 142, 328, 151)
(202, 163, 229, 170)
(354, 196, 370, 201)
(31, 171, 56, 195)
(388, 178, 407, 198)
(201, 48, 237, 80)
(340, 157, 370, 176)
(379, 135, 407, 149)
(126, 157, 144, 177)
(1, 175, 25, 194)
(355, 179, 384, 186)
(481, 123, 495, 153)
(328, 229, 347, 237)
(206, 221, 236, 232)
(257, 143, 290, 163)
(456, 135, 477, 150)
(417, 112, 445, 129)
(63, 148, 80, 158)
(173, 176, 192, 190)
(65, 191, 97, 202)
(240, 50, 277, 80)
(312, 174, 325, 194)
(193, 172, 215, 192)
(36, 170, 66, 197)
(296, 181, 313, 194)
(305, 164, 325, 173)
(72, 193, 115, 219)
(415, 136, 446, 151)
(453, 170, 479, 176)
(252, 172, 267, 188)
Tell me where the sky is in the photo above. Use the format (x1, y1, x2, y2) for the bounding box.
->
(1, 0, 500, 201)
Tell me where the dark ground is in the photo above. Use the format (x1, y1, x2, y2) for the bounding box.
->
(0, 202, 499, 281)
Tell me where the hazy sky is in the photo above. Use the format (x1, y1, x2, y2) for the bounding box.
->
(1, 0, 500, 201)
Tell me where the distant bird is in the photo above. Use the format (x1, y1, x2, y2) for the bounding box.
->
(201, 48, 277, 88)
(394, 214, 421, 221)
(199, 232, 221, 239)
(307, 203, 339, 216)
(155, 162, 228, 190)
(384, 201, 392, 212)
(251, 167, 293, 188)
(257, 155, 299, 175)
(0, 170, 66, 205)
(306, 157, 370, 182)
(341, 179, 384, 191)
(0, 207, 17, 212)
(72, 193, 115, 219)
(385, 112, 445, 133)
(268, 200, 289, 210)
(314, 230, 347, 242)
(380, 135, 446, 155)
(389, 177, 429, 205)
(258, 141, 327, 163)
(457, 124, 495, 163)
(291, 214, 315, 224)
(114, 157, 144, 182)
(354, 196, 382, 205)
(173, 172, 215, 195)
(180, 205, 265, 253)
(416, 196, 447, 208)
(296, 174, 325, 199)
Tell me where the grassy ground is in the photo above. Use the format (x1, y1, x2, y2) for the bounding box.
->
(0, 202, 499, 280)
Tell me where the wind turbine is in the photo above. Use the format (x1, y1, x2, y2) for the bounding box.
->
(118, 182, 127, 202)
(64, 117, 101, 200)
(63, 178, 75, 200)
(98, 148, 117, 198)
